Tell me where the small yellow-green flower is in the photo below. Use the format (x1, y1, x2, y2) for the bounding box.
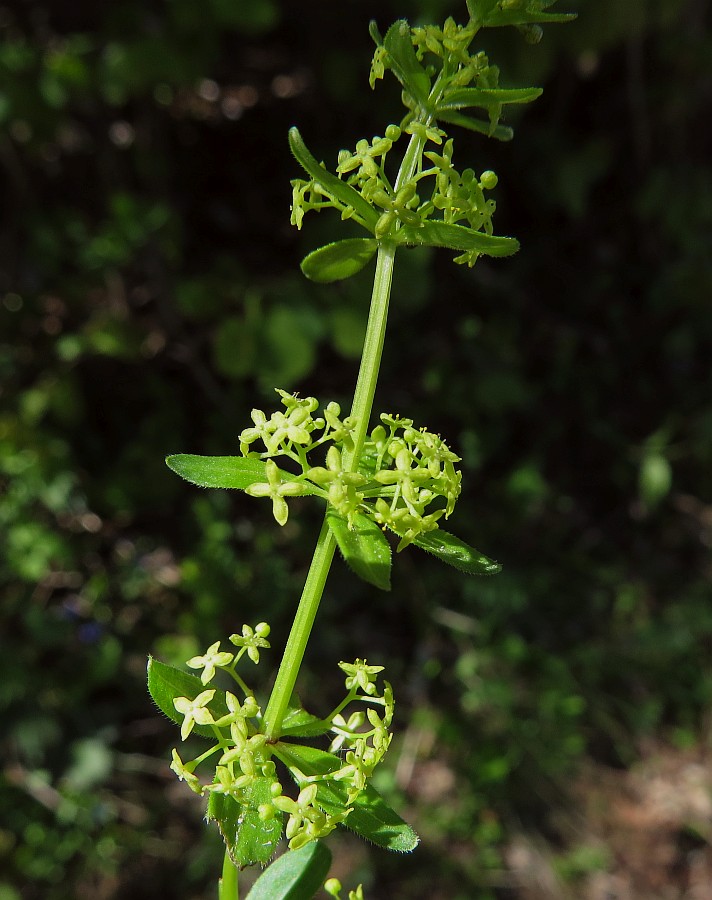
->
(186, 641, 233, 685)
(229, 622, 271, 664)
(339, 659, 384, 696)
(173, 689, 216, 740)
(244, 460, 307, 526)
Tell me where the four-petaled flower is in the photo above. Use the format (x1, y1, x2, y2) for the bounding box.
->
(244, 460, 307, 526)
(339, 659, 384, 696)
(173, 689, 216, 741)
(186, 641, 234, 685)
(229, 622, 271, 664)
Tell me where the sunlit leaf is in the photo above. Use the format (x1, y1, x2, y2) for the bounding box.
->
(301, 238, 378, 283)
(147, 656, 229, 739)
(245, 841, 332, 900)
(281, 702, 329, 739)
(166, 454, 267, 489)
(407, 528, 501, 575)
(273, 743, 419, 853)
(208, 777, 283, 868)
(166, 455, 320, 495)
(327, 509, 391, 591)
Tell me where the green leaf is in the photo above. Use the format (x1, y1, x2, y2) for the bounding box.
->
(407, 528, 501, 575)
(208, 776, 283, 868)
(466, 0, 576, 27)
(327, 509, 391, 591)
(319, 781, 419, 852)
(437, 85, 543, 112)
(437, 109, 514, 141)
(281, 703, 330, 739)
(382, 19, 431, 110)
(273, 743, 419, 853)
(483, 10, 577, 27)
(147, 656, 230, 739)
(639, 451, 672, 509)
(166, 454, 320, 495)
(245, 841, 332, 900)
(288, 128, 379, 232)
(301, 238, 378, 283)
(166, 454, 267, 489)
(397, 221, 519, 257)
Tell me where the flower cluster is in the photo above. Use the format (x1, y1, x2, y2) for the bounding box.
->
(291, 113, 499, 260)
(168, 628, 395, 853)
(239, 390, 462, 546)
(328, 661, 394, 802)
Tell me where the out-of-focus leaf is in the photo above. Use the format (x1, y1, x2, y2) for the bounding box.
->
(639, 452, 672, 509)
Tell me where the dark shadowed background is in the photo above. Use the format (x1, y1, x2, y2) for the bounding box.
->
(2, 1, 712, 897)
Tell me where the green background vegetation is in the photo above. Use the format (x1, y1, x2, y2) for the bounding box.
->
(1, 0, 711, 897)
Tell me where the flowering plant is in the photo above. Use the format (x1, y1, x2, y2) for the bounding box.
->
(148, 1, 574, 897)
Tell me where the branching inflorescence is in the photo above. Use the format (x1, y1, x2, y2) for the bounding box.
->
(149, 2, 574, 897)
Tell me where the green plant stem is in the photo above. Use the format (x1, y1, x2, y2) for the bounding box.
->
(262, 243, 396, 741)
(263, 516, 336, 740)
(262, 123, 435, 743)
(219, 849, 238, 900)
(342, 240, 397, 469)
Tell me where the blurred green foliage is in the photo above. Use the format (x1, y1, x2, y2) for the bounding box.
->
(1, 0, 711, 897)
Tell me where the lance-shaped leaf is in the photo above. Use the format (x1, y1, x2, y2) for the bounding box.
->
(406, 528, 501, 575)
(166, 454, 320, 496)
(466, 0, 575, 27)
(382, 19, 431, 111)
(397, 221, 519, 257)
(166, 454, 267, 489)
(482, 9, 576, 27)
(273, 742, 419, 853)
(437, 85, 543, 113)
(289, 127, 379, 232)
(208, 777, 283, 868)
(437, 109, 514, 141)
(245, 841, 332, 900)
(301, 238, 378, 283)
(147, 656, 230, 739)
(327, 509, 391, 591)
